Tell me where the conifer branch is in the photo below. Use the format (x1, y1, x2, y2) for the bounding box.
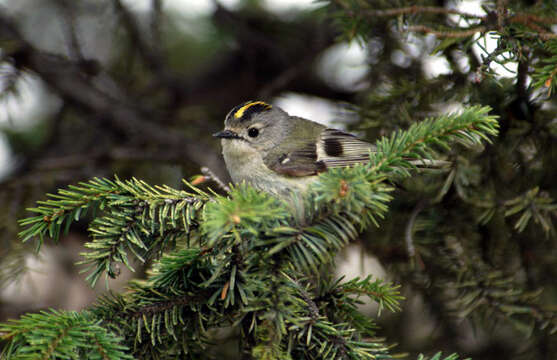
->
(18, 177, 211, 286)
(533, 39, 557, 95)
(3, 1, 556, 358)
(306, 106, 498, 247)
(368, 106, 498, 176)
(340, 276, 403, 315)
(446, 268, 557, 335)
(406, 25, 486, 39)
(414, 236, 557, 338)
(358, 6, 482, 19)
(416, 353, 469, 360)
(332, 1, 557, 40)
(4, 106, 501, 358)
(0, 310, 133, 360)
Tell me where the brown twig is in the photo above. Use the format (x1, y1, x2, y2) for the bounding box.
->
(405, 202, 420, 258)
(201, 167, 231, 193)
(509, 15, 557, 39)
(406, 25, 486, 38)
(55, 0, 84, 62)
(335, 2, 557, 40)
(151, 0, 163, 51)
(338, 4, 483, 19)
(517, 13, 557, 25)
(0, 13, 225, 176)
(112, 0, 162, 71)
(496, 0, 507, 31)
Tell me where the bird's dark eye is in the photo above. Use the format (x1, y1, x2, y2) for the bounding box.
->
(248, 127, 259, 138)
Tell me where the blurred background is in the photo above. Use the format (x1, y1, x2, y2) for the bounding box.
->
(1, 0, 556, 359)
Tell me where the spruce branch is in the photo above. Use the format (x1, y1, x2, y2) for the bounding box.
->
(415, 235, 557, 338)
(340, 276, 403, 315)
(282, 273, 393, 359)
(256, 106, 498, 277)
(6, 105, 501, 358)
(202, 184, 290, 247)
(502, 187, 556, 234)
(89, 248, 221, 352)
(0, 310, 133, 360)
(350, 6, 482, 19)
(462, 181, 556, 235)
(445, 268, 557, 336)
(416, 353, 469, 360)
(313, 274, 401, 338)
(4, 0, 557, 358)
(331, 1, 557, 40)
(367, 106, 498, 176)
(405, 25, 486, 39)
(307, 106, 498, 239)
(18, 177, 211, 286)
(533, 39, 557, 94)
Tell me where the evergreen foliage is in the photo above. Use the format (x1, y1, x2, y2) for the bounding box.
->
(1, 1, 557, 359)
(1, 108, 497, 359)
(18, 177, 210, 287)
(0, 310, 132, 360)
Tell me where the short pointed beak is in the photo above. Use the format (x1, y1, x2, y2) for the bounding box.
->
(213, 129, 242, 140)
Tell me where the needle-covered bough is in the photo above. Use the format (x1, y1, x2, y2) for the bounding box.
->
(2, 106, 498, 360)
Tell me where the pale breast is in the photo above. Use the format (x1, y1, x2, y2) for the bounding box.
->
(222, 139, 316, 196)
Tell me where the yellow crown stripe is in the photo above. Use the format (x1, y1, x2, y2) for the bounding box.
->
(234, 101, 272, 119)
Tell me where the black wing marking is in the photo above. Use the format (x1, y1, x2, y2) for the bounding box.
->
(264, 128, 375, 176)
(318, 129, 375, 167)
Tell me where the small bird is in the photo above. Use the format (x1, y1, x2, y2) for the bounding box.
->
(214, 100, 391, 197)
